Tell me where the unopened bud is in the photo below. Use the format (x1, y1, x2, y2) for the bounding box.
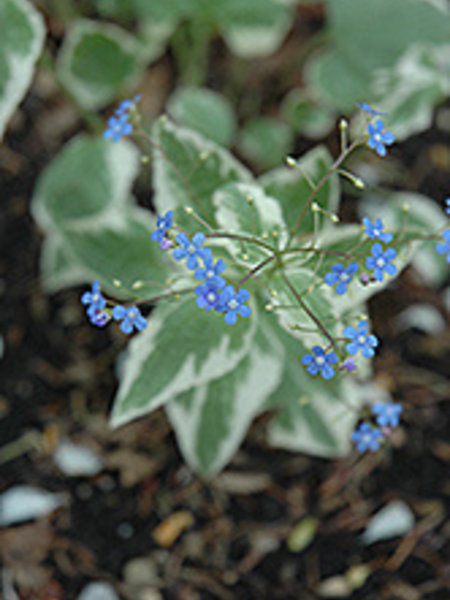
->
(113, 279, 122, 288)
(245, 194, 254, 205)
(265, 304, 274, 312)
(261, 232, 269, 239)
(242, 253, 249, 261)
(132, 280, 144, 289)
(285, 156, 297, 168)
(339, 119, 348, 132)
(330, 214, 340, 223)
(311, 202, 320, 212)
(402, 203, 410, 212)
(141, 155, 150, 164)
(184, 206, 194, 215)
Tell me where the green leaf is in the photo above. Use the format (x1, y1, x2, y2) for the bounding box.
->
(152, 116, 253, 225)
(238, 117, 294, 171)
(31, 135, 140, 231)
(213, 182, 288, 266)
(374, 43, 450, 141)
(281, 89, 334, 139)
(0, 0, 45, 140)
(32, 135, 174, 297)
(265, 322, 364, 458)
(57, 19, 142, 110)
(305, 49, 371, 112)
(329, 0, 450, 73)
(166, 318, 284, 476)
(259, 146, 340, 235)
(213, 0, 295, 58)
(110, 296, 257, 428)
(167, 87, 237, 146)
(62, 208, 175, 299)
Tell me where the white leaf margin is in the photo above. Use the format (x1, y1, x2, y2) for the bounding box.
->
(56, 19, 142, 110)
(31, 135, 141, 233)
(0, 0, 45, 140)
(152, 116, 253, 214)
(268, 378, 364, 458)
(110, 298, 258, 428)
(167, 320, 285, 475)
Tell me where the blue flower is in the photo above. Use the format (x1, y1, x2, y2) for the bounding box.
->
(343, 320, 378, 358)
(151, 210, 174, 244)
(115, 94, 142, 116)
(366, 119, 395, 157)
(81, 281, 106, 318)
(362, 217, 393, 244)
(371, 402, 403, 428)
(216, 285, 252, 325)
(365, 243, 397, 282)
(173, 232, 207, 270)
(340, 358, 357, 373)
(324, 262, 359, 295)
(195, 278, 225, 312)
(356, 102, 388, 117)
(194, 250, 227, 282)
(103, 114, 133, 143)
(301, 346, 338, 380)
(351, 422, 383, 453)
(89, 310, 111, 328)
(445, 198, 450, 216)
(435, 229, 450, 263)
(112, 305, 147, 335)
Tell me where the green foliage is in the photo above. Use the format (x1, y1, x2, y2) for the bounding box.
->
(0, 0, 45, 139)
(111, 297, 257, 430)
(167, 87, 237, 147)
(57, 19, 143, 110)
(238, 117, 294, 170)
(19, 0, 443, 477)
(304, 0, 450, 139)
(31, 136, 173, 298)
(152, 116, 253, 225)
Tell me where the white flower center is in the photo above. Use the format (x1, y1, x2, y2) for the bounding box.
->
(92, 293, 99, 302)
(206, 270, 214, 279)
(340, 273, 349, 282)
(207, 292, 216, 303)
(228, 299, 238, 310)
(315, 356, 325, 366)
(188, 246, 195, 254)
(128, 310, 136, 319)
(373, 133, 382, 142)
(358, 335, 366, 344)
(377, 258, 385, 268)
(373, 228, 380, 236)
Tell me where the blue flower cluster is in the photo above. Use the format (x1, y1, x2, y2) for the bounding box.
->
(103, 94, 141, 143)
(302, 320, 378, 380)
(324, 217, 397, 294)
(362, 217, 397, 283)
(81, 281, 147, 335)
(150, 213, 252, 326)
(352, 401, 403, 453)
(358, 104, 395, 157)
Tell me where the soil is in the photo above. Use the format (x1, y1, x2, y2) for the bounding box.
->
(1, 7, 449, 600)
